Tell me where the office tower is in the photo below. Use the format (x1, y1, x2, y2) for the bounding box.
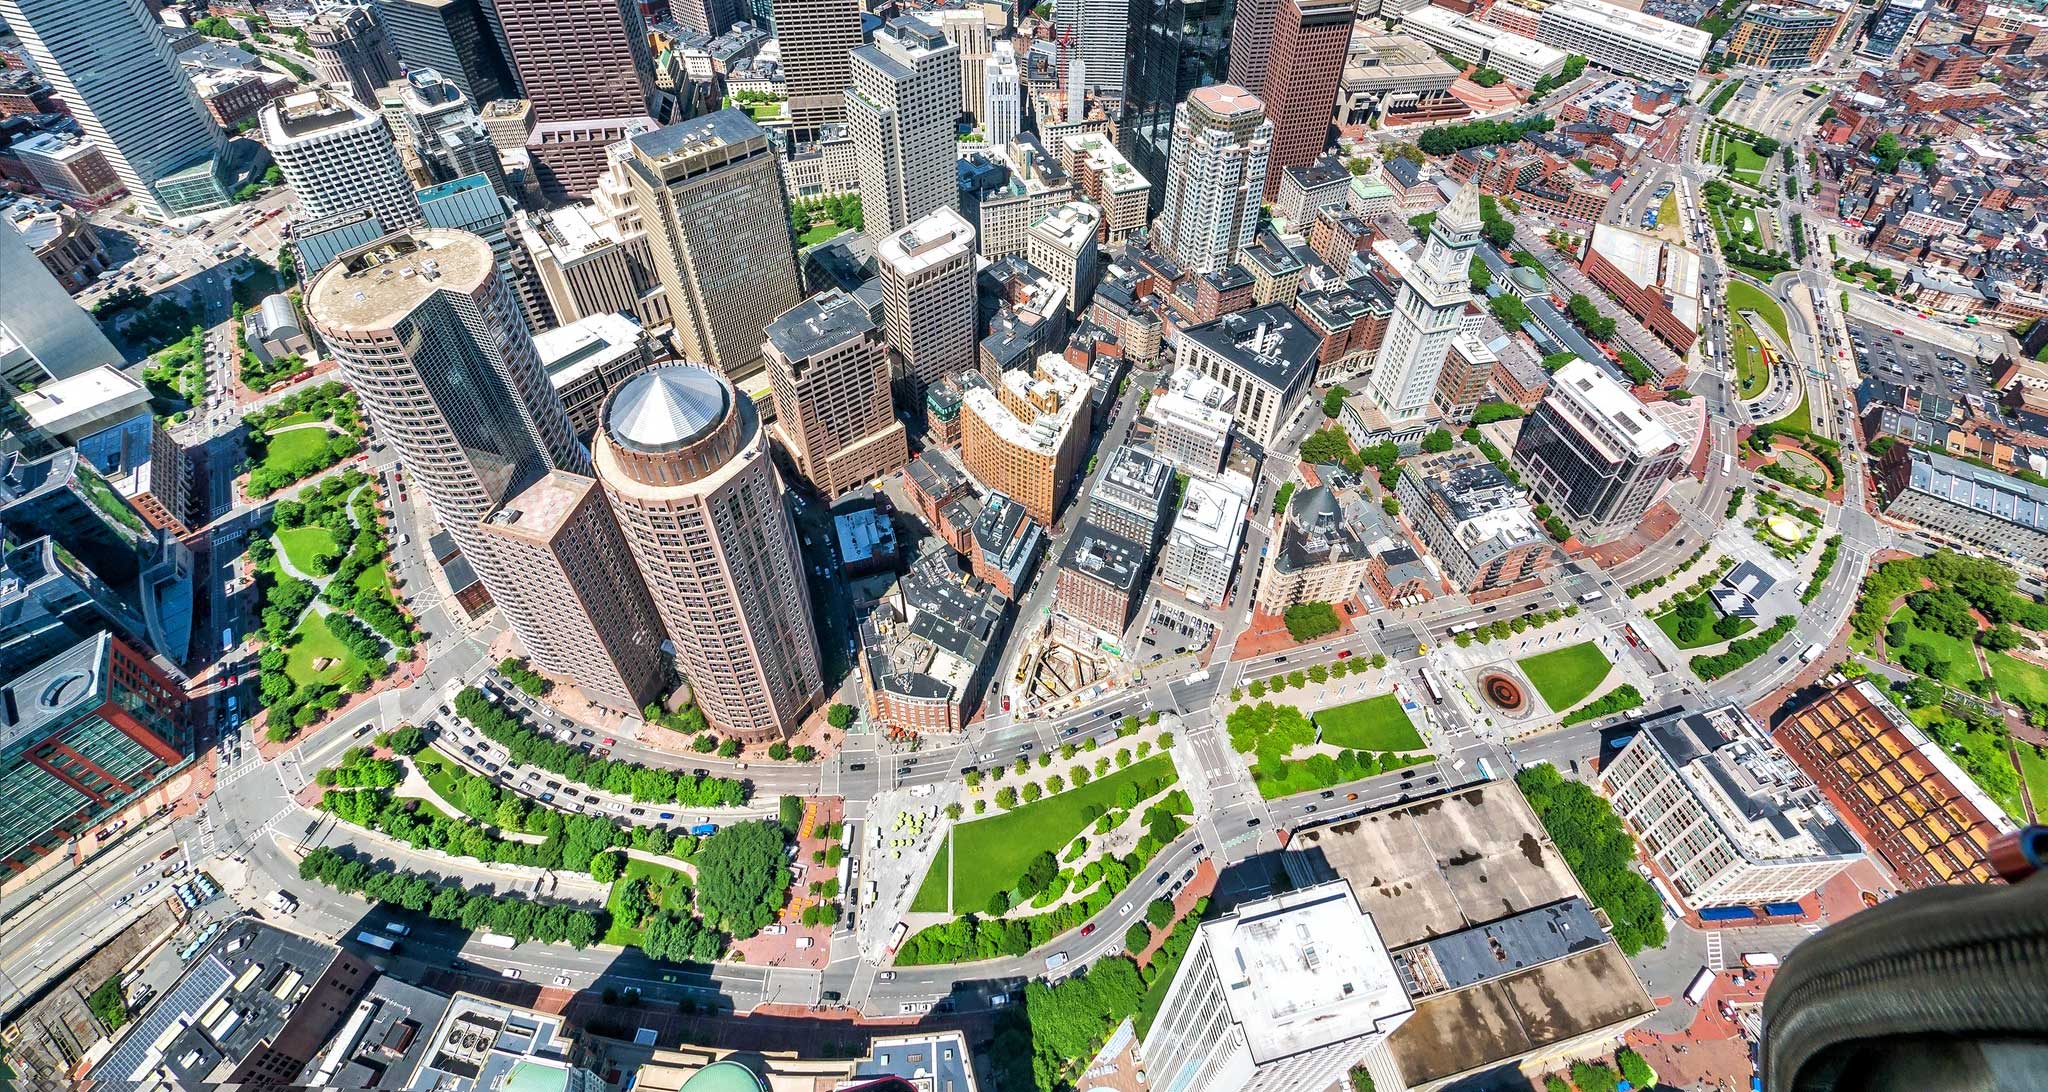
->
(624, 111, 802, 379)
(0, 448, 194, 665)
(1256, 0, 1351, 200)
(672, 0, 751, 34)
(537, 312, 656, 440)
(763, 289, 911, 499)
(416, 173, 549, 332)
(1512, 358, 1683, 537)
(1728, 3, 1843, 68)
(0, 536, 157, 676)
(1056, 0, 1129, 96)
(1365, 182, 1480, 422)
(1028, 201, 1102, 312)
(1141, 882, 1413, 1092)
(593, 365, 824, 741)
(1061, 132, 1152, 243)
(380, 0, 517, 104)
(1121, 0, 1236, 196)
(1395, 448, 1550, 593)
(1155, 86, 1272, 274)
(493, 0, 656, 197)
(932, 6, 998, 120)
(308, 4, 399, 107)
(850, 15, 962, 238)
(875, 206, 978, 390)
(1535, 0, 1710, 84)
(1053, 521, 1146, 641)
(960, 354, 1095, 527)
(261, 91, 422, 230)
(396, 68, 512, 197)
(306, 228, 666, 705)
(1227, 0, 1280, 93)
(0, 632, 190, 874)
(984, 42, 1022, 151)
(0, 221, 120, 384)
(0, 0, 225, 220)
(1159, 469, 1254, 606)
(477, 471, 669, 710)
(773, 0, 862, 135)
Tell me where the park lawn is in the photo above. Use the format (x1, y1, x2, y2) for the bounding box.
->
(1732, 320, 1768, 399)
(262, 424, 336, 472)
(799, 223, 847, 246)
(1885, 605, 1982, 686)
(922, 754, 1176, 914)
(284, 611, 361, 685)
(2018, 746, 2048, 822)
(1254, 751, 1431, 800)
(1653, 599, 1756, 650)
(270, 410, 322, 428)
(910, 834, 952, 913)
(355, 561, 391, 594)
(1773, 391, 1812, 435)
(1989, 652, 2048, 707)
(1314, 695, 1424, 751)
(603, 858, 694, 947)
(410, 750, 489, 820)
(1725, 280, 1789, 344)
(277, 525, 338, 576)
(1517, 642, 1613, 713)
(1657, 193, 1679, 228)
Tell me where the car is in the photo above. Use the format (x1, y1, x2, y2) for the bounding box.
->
(581, 728, 595, 737)
(850, 762, 867, 771)
(602, 737, 617, 747)
(553, 975, 572, 986)
(502, 968, 521, 980)
(1119, 902, 1133, 916)
(1319, 790, 1334, 799)
(1305, 804, 1319, 813)
(1080, 923, 1097, 937)
(763, 925, 787, 935)
(135, 861, 154, 876)
(540, 793, 555, 803)
(1181, 868, 1194, 883)
(140, 880, 159, 893)
(659, 812, 675, 820)
(879, 971, 896, 982)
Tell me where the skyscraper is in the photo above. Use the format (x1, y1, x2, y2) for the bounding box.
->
(877, 208, 977, 395)
(984, 41, 1022, 151)
(850, 15, 962, 238)
(1512, 358, 1684, 537)
(773, 0, 862, 135)
(261, 90, 422, 230)
(671, 0, 752, 35)
(932, 6, 998, 120)
(306, 229, 664, 706)
(307, 4, 399, 108)
(1156, 85, 1272, 274)
(0, 0, 225, 220)
(379, 0, 517, 104)
(396, 68, 511, 197)
(1057, 0, 1130, 96)
(1141, 882, 1413, 1092)
(593, 365, 824, 741)
(1227, 0, 1279, 92)
(493, 0, 655, 197)
(1256, 0, 1352, 199)
(1365, 181, 1480, 422)
(624, 110, 802, 379)
(0, 219, 121, 384)
(1027, 201, 1102, 312)
(1120, 0, 1235, 196)
(763, 289, 911, 499)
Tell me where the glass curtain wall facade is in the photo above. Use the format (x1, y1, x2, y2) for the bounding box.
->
(1121, 0, 1235, 209)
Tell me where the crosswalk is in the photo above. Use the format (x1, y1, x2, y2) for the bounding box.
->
(1706, 930, 1726, 972)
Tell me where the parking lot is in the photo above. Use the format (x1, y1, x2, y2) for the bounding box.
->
(1849, 320, 2001, 418)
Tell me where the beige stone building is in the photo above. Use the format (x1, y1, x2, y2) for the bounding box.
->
(876, 205, 978, 390)
(763, 289, 910, 499)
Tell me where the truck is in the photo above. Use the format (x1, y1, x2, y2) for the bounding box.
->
(689, 822, 719, 837)
(354, 931, 398, 952)
(1579, 591, 1605, 603)
(1185, 669, 1210, 684)
(1741, 952, 1782, 969)
(384, 922, 412, 937)
(1800, 642, 1825, 663)
(479, 933, 516, 949)
(1684, 967, 1714, 1005)
(1044, 951, 1070, 974)
(266, 891, 299, 914)
(886, 921, 909, 955)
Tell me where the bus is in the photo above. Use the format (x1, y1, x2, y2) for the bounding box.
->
(1449, 621, 1480, 635)
(1579, 591, 1605, 603)
(354, 931, 397, 952)
(479, 933, 516, 949)
(221, 627, 235, 651)
(1722, 454, 1733, 475)
(1421, 673, 1444, 705)
(886, 921, 909, 955)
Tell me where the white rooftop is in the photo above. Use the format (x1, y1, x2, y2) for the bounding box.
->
(535, 311, 646, 388)
(878, 205, 976, 278)
(1030, 201, 1102, 252)
(1588, 224, 1702, 332)
(1201, 882, 1412, 1064)
(1173, 470, 1255, 550)
(1550, 358, 1681, 459)
(17, 365, 151, 437)
(1546, 0, 1711, 56)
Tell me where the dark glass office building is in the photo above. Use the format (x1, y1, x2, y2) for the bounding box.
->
(1121, 0, 1235, 208)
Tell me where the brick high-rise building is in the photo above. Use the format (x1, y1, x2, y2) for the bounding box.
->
(593, 365, 824, 741)
(960, 356, 1095, 527)
(773, 0, 862, 135)
(763, 289, 911, 499)
(624, 111, 803, 380)
(876, 206, 978, 390)
(493, 0, 656, 197)
(306, 228, 663, 708)
(1257, 0, 1352, 201)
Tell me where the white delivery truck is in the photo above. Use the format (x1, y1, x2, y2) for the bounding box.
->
(267, 891, 299, 914)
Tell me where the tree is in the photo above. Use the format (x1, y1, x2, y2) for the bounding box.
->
(88, 978, 129, 1030)
(1421, 428, 1454, 453)
(1570, 1062, 1619, 1092)
(1616, 1048, 1654, 1089)
(1490, 294, 1532, 327)
(826, 703, 855, 728)
(779, 795, 804, 834)
(987, 890, 1012, 916)
(1146, 899, 1174, 929)
(590, 850, 622, 884)
(996, 786, 1018, 809)
(1272, 480, 1296, 516)
(1299, 427, 1353, 466)
(1125, 921, 1152, 951)
(1322, 386, 1348, 418)
(691, 821, 790, 938)
(1283, 602, 1341, 641)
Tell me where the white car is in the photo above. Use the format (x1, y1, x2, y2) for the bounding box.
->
(552, 975, 572, 987)
(762, 924, 787, 935)
(501, 968, 521, 979)
(1119, 903, 1133, 917)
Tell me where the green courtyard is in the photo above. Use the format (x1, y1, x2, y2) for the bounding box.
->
(1726, 281, 1789, 343)
(1732, 319, 1769, 399)
(277, 525, 338, 575)
(1517, 642, 1613, 712)
(1990, 652, 2048, 707)
(911, 754, 1175, 914)
(1314, 695, 1424, 752)
(1885, 605, 1982, 687)
(283, 612, 363, 686)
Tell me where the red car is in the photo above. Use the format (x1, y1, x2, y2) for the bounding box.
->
(1080, 923, 1097, 937)
(602, 737, 616, 747)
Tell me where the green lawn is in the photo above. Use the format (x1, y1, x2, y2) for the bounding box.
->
(277, 525, 338, 576)
(1725, 280, 1789, 344)
(1885, 605, 1982, 686)
(284, 611, 361, 685)
(410, 750, 488, 820)
(1989, 652, 2048, 707)
(1517, 642, 1613, 712)
(1732, 319, 1768, 399)
(2017, 745, 2048, 822)
(799, 223, 847, 246)
(1657, 193, 1679, 229)
(1653, 599, 1756, 650)
(603, 858, 694, 947)
(910, 834, 951, 913)
(1314, 695, 1424, 751)
(912, 754, 1176, 914)
(270, 410, 322, 428)
(355, 562, 391, 594)
(262, 424, 337, 471)
(1773, 390, 1812, 434)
